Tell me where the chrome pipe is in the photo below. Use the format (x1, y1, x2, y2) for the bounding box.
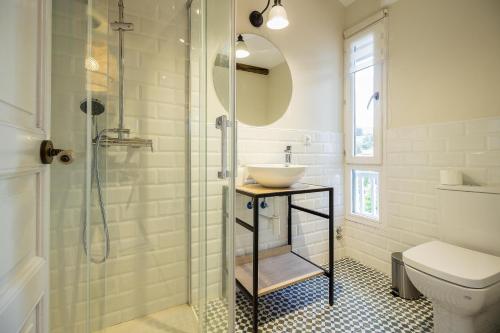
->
(111, 0, 134, 139)
(93, 136, 153, 151)
(118, 1, 125, 138)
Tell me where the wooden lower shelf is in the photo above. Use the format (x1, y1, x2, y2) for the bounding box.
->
(235, 251, 323, 297)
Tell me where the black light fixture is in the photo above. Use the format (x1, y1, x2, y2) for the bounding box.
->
(236, 34, 250, 59)
(249, 0, 289, 30)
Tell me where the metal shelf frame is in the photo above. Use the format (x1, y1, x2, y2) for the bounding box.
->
(235, 184, 335, 333)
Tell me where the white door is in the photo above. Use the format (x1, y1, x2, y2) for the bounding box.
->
(0, 0, 51, 332)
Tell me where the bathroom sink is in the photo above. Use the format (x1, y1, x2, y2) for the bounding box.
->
(247, 164, 306, 188)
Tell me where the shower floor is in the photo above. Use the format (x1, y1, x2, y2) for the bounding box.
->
(94, 305, 198, 333)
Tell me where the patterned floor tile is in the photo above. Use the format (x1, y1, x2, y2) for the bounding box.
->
(206, 258, 433, 332)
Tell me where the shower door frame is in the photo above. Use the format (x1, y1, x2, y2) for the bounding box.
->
(82, 0, 237, 330)
(194, 0, 236, 331)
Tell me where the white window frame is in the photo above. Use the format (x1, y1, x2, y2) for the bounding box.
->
(344, 14, 387, 225)
(345, 165, 382, 225)
(344, 63, 384, 165)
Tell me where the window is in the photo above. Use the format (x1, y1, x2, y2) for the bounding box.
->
(350, 169, 380, 221)
(344, 19, 386, 224)
(353, 66, 376, 158)
(345, 21, 384, 164)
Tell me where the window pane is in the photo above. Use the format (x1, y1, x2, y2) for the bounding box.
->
(353, 65, 375, 157)
(351, 169, 379, 220)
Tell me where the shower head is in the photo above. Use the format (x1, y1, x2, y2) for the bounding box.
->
(91, 17, 102, 29)
(80, 98, 105, 116)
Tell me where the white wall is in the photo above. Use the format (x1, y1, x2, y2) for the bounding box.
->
(344, 0, 381, 28)
(343, 0, 500, 274)
(347, 0, 500, 128)
(388, 0, 500, 127)
(235, 0, 345, 132)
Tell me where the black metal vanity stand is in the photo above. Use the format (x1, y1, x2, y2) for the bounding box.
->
(235, 183, 334, 333)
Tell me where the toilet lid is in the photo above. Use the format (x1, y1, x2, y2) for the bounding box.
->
(403, 241, 500, 289)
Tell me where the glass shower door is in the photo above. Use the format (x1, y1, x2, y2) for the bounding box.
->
(50, 0, 234, 332)
(50, 0, 111, 332)
(190, 0, 235, 332)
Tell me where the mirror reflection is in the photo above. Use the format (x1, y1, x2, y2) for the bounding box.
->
(213, 33, 292, 126)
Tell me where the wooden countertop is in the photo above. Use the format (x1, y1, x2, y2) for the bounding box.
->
(236, 183, 332, 198)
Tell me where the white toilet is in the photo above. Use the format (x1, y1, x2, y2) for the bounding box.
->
(403, 185, 500, 333)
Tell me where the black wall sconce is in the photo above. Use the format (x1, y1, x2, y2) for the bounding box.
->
(249, 0, 289, 30)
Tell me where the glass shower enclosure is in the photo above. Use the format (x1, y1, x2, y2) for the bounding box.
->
(49, 0, 235, 332)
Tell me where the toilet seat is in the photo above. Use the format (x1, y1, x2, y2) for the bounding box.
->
(403, 241, 500, 289)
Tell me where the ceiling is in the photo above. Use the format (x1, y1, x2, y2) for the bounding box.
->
(238, 34, 285, 69)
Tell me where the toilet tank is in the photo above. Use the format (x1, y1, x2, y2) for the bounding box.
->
(438, 185, 500, 257)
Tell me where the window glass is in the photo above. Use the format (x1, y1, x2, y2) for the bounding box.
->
(351, 169, 379, 220)
(353, 65, 375, 157)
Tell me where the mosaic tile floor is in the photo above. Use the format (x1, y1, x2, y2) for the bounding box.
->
(207, 258, 434, 333)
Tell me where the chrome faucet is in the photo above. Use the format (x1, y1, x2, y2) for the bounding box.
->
(284, 145, 292, 166)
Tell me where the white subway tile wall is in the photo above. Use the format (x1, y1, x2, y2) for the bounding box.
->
(344, 117, 500, 275)
(234, 125, 345, 265)
(50, 0, 190, 331)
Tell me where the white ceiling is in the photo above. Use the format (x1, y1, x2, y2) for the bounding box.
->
(238, 34, 285, 69)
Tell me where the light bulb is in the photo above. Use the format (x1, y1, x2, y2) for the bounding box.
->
(235, 35, 250, 59)
(266, 3, 289, 30)
(236, 48, 250, 59)
(85, 56, 100, 72)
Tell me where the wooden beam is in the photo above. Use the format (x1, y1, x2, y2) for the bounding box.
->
(214, 53, 269, 75)
(236, 63, 269, 75)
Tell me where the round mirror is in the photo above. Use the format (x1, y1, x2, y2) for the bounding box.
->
(213, 33, 292, 126)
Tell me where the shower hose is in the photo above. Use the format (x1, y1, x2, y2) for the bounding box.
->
(83, 129, 111, 264)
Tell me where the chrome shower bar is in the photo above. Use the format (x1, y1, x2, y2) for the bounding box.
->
(94, 137, 153, 152)
(92, 128, 153, 151)
(111, 0, 134, 140)
(107, 1, 153, 152)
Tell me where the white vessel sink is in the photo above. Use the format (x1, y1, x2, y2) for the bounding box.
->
(247, 164, 306, 188)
